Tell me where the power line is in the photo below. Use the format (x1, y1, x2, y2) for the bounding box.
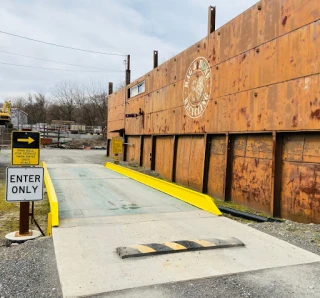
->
(0, 49, 123, 72)
(0, 61, 124, 73)
(0, 30, 126, 57)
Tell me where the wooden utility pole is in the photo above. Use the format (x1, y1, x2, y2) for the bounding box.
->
(108, 82, 113, 95)
(123, 55, 131, 162)
(126, 55, 131, 86)
(208, 6, 216, 35)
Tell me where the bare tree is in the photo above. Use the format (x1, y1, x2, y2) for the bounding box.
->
(10, 96, 26, 109)
(46, 102, 62, 123)
(82, 80, 108, 127)
(11, 93, 48, 124)
(8, 79, 109, 127)
(30, 93, 47, 123)
(51, 81, 85, 121)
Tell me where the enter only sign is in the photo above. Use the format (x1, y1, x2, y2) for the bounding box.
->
(6, 167, 44, 202)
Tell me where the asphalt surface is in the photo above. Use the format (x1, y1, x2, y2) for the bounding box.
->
(86, 262, 320, 298)
(0, 237, 62, 298)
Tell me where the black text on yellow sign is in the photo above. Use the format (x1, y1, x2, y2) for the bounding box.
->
(11, 131, 40, 166)
(111, 137, 123, 155)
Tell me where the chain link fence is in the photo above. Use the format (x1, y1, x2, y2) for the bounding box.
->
(0, 127, 13, 148)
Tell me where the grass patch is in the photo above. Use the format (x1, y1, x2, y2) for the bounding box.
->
(221, 212, 253, 224)
(0, 184, 19, 214)
(213, 198, 273, 219)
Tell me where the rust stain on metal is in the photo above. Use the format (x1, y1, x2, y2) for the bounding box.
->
(238, 107, 251, 129)
(310, 109, 320, 120)
(282, 16, 288, 26)
(292, 115, 298, 127)
(257, 114, 262, 123)
(281, 161, 320, 223)
(231, 157, 272, 214)
(207, 136, 227, 199)
(310, 97, 320, 107)
(280, 133, 320, 223)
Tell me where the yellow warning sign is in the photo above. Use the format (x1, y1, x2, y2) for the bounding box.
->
(11, 131, 40, 166)
(111, 137, 123, 155)
(12, 148, 39, 165)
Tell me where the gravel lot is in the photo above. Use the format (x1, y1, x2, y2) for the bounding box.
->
(0, 238, 62, 298)
(1, 149, 319, 297)
(250, 221, 320, 256)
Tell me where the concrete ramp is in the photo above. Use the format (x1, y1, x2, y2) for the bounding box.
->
(49, 164, 320, 297)
(48, 164, 196, 218)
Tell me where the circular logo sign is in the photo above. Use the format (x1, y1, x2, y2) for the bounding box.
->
(183, 57, 212, 118)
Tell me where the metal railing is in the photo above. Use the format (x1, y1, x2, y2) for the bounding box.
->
(0, 127, 13, 147)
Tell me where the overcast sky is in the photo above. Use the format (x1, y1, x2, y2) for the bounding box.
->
(0, 0, 258, 101)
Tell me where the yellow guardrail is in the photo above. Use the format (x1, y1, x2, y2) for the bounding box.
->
(105, 162, 222, 216)
(47, 212, 52, 236)
(42, 162, 59, 227)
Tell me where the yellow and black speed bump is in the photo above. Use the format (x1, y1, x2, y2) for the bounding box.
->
(116, 237, 244, 259)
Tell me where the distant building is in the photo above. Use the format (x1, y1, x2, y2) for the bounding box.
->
(11, 108, 28, 129)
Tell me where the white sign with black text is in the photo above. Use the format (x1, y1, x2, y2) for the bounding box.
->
(6, 167, 44, 202)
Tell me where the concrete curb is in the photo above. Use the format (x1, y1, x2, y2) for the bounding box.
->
(42, 162, 59, 227)
(105, 162, 222, 216)
(117, 237, 245, 259)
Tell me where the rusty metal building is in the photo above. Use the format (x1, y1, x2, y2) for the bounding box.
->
(107, 0, 320, 223)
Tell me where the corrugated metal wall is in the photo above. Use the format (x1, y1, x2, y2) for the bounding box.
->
(107, 0, 320, 223)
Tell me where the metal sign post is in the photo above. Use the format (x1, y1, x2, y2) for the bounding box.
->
(6, 166, 44, 237)
(5, 131, 43, 246)
(19, 202, 30, 236)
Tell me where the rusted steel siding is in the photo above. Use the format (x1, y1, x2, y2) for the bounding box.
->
(209, 0, 320, 66)
(142, 137, 152, 169)
(281, 134, 320, 223)
(125, 95, 144, 135)
(106, 0, 320, 223)
(126, 22, 320, 135)
(124, 37, 208, 136)
(175, 136, 205, 192)
(119, 2, 320, 136)
(126, 136, 140, 164)
(207, 136, 227, 200)
(108, 0, 320, 137)
(279, 0, 320, 36)
(230, 135, 273, 214)
(107, 89, 125, 139)
(155, 136, 174, 181)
